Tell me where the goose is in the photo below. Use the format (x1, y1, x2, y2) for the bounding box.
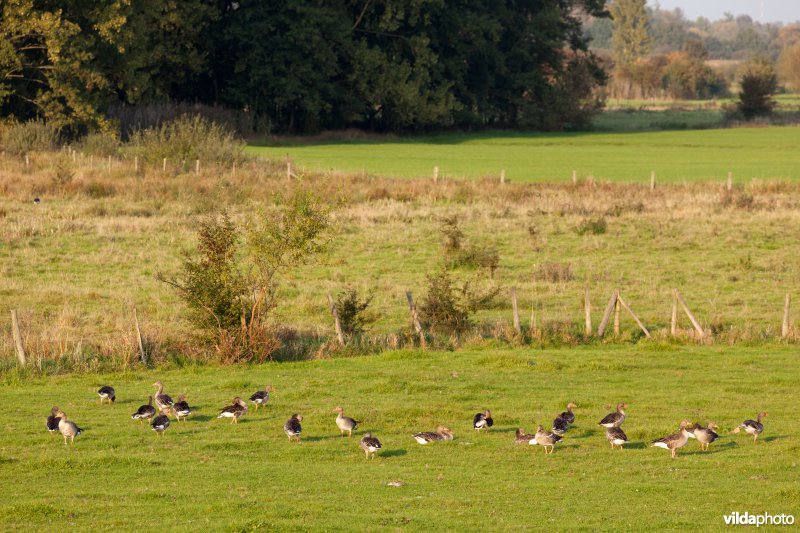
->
(152, 381, 174, 411)
(689, 422, 719, 451)
(360, 432, 382, 460)
(413, 426, 454, 444)
(151, 408, 171, 436)
(284, 414, 303, 441)
(249, 385, 273, 410)
(131, 396, 157, 422)
(559, 402, 578, 425)
(734, 412, 767, 443)
(172, 395, 191, 421)
(534, 424, 562, 454)
(606, 426, 629, 449)
(598, 403, 627, 428)
(334, 406, 358, 437)
(218, 397, 248, 424)
(514, 428, 536, 445)
(473, 410, 494, 431)
(46, 406, 62, 433)
(97, 386, 116, 404)
(552, 415, 569, 436)
(53, 409, 82, 445)
(651, 420, 692, 458)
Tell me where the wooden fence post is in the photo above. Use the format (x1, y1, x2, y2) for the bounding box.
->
(195, 159, 200, 175)
(584, 288, 592, 336)
(107, 155, 112, 172)
(433, 165, 439, 183)
(511, 287, 521, 334)
(675, 290, 705, 337)
(572, 170, 577, 185)
(134, 307, 147, 365)
(162, 158, 167, 172)
(11, 310, 27, 366)
(782, 293, 791, 339)
(500, 169, 506, 185)
(286, 159, 292, 180)
(613, 298, 620, 335)
(650, 170, 655, 191)
(597, 289, 619, 337)
(25, 154, 30, 170)
(671, 289, 678, 335)
(406, 291, 426, 348)
(134, 156, 139, 173)
(727, 171, 733, 191)
(327, 292, 345, 346)
(617, 295, 651, 338)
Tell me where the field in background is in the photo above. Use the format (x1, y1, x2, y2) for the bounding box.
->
(249, 126, 800, 183)
(0, 345, 797, 529)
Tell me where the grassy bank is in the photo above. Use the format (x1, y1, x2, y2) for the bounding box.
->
(0, 345, 797, 530)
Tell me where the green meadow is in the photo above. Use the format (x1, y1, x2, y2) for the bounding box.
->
(248, 126, 800, 183)
(0, 345, 797, 530)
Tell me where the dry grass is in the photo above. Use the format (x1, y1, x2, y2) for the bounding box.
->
(2, 151, 800, 372)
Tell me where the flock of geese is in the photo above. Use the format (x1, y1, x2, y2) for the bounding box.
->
(45, 383, 769, 459)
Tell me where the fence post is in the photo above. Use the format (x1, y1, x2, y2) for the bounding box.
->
(195, 159, 200, 175)
(511, 287, 521, 334)
(782, 293, 791, 339)
(584, 288, 592, 336)
(597, 289, 619, 337)
(572, 170, 577, 185)
(613, 298, 620, 336)
(406, 290, 426, 348)
(433, 166, 439, 183)
(11, 310, 26, 366)
(134, 307, 147, 366)
(650, 170, 655, 191)
(671, 289, 678, 335)
(617, 295, 651, 338)
(25, 154, 30, 170)
(134, 156, 139, 173)
(727, 171, 733, 191)
(675, 290, 705, 337)
(327, 292, 345, 346)
(162, 158, 167, 172)
(500, 169, 506, 185)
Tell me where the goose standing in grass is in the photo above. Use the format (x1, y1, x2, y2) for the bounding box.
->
(218, 397, 248, 424)
(284, 414, 303, 442)
(131, 396, 157, 422)
(413, 426, 454, 444)
(473, 410, 494, 431)
(97, 386, 116, 404)
(53, 409, 82, 445)
(534, 425, 562, 454)
(172, 395, 191, 421)
(552, 415, 569, 436)
(334, 406, 359, 437)
(249, 385, 273, 410)
(152, 381, 174, 411)
(605, 426, 629, 450)
(734, 412, 767, 443)
(514, 428, 536, 445)
(689, 422, 719, 451)
(559, 403, 577, 425)
(651, 420, 692, 458)
(151, 408, 171, 436)
(46, 406, 62, 433)
(360, 432, 382, 459)
(598, 403, 627, 428)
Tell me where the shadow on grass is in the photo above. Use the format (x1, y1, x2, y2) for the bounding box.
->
(760, 435, 789, 443)
(381, 449, 408, 458)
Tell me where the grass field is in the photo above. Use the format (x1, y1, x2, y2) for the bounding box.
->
(0, 345, 797, 530)
(248, 126, 800, 183)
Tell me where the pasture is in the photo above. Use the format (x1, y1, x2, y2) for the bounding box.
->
(248, 126, 800, 183)
(1, 345, 798, 530)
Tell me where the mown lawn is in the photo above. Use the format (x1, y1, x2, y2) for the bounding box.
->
(1, 345, 797, 530)
(248, 126, 800, 183)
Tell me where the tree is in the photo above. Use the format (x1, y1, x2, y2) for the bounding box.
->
(736, 60, 777, 119)
(610, 0, 651, 68)
(778, 42, 800, 90)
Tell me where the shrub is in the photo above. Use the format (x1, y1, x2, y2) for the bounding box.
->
(126, 115, 245, 165)
(576, 216, 607, 235)
(419, 268, 500, 337)
(735, 61, 777, 120)
(76, 132, 120, 157)
(0, 120, 60, 155)
(84, 182, 115, 198)
(334, 288, 377, 338)
(534, 262, 574, 283)
(440, 215, 500, 276)
(439, 215, 463, 252)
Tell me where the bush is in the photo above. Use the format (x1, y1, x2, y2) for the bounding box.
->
(0, 120, 60, 155)
(126, 115, 245, 165)
(439, 215, 500, 276)
(534, 262, 574, 283)
(76, 132, 120, 157)
(334, 288, 377, 338)
(419, 268, 500, 337)
(576, 217, 607, 235)
(736, 61, 777, 120)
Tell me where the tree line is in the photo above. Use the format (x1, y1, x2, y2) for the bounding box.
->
(0, 0, 609, 135)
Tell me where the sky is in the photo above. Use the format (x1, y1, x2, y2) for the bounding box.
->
(652, 0, 799, 23)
